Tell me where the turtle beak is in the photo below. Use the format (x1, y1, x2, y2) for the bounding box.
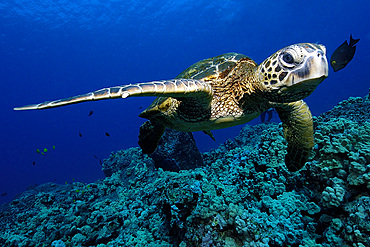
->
(310, 45, 329, 80)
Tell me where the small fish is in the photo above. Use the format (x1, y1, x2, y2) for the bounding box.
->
(32, 161, 36, 165)
(330, 35, 360, 72)
(43, 148, 48, 153)
(93, 155, 98, 159)
(36, 149, 40, 154)
(79, 132, 82, 137)
(105, 132, 110, 137)
(88, 110, 94, 116)
(52, 145, 55, 149)
(1, 193, 7, 197)
(138, 106, 143, 109)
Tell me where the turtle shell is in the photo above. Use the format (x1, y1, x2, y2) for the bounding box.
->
(139, 53, 254, 121)
(176, 52, 251, 80)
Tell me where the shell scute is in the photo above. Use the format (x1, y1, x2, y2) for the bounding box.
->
(176, 53, 251, 80)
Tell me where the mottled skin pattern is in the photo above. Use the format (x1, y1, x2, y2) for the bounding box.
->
(14, 43, 328, 171)
(139, 55, 265, 131)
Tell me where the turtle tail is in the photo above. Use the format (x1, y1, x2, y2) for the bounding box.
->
(138, 121, 166, 154)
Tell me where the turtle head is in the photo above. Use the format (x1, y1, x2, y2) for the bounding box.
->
(258, 43, 328, 103)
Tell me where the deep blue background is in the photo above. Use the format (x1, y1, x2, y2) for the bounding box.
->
(0, 0, 369, 204)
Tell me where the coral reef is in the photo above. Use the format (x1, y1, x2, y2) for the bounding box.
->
(0, 90, 369, 246)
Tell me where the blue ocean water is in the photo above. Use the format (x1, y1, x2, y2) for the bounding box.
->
(0, 0, 369, 205)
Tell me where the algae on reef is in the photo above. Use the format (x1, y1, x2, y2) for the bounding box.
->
(0, 90, 370, 246)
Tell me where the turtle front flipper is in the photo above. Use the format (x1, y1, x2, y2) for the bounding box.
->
(14, 79, 212, 110)
(274, 100, 314, 172)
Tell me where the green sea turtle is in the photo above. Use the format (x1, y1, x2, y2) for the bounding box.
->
(14, 43, 328, 171)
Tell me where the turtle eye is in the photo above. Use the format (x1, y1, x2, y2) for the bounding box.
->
(282, 53, 294, 64)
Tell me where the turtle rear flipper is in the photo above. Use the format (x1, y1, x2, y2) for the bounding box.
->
(274, 100, 314, 171)
(14, 79, 212, 110)
(138, 121, 166, 154)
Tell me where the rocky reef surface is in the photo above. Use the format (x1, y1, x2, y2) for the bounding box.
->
(0, 90, 369, 247)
